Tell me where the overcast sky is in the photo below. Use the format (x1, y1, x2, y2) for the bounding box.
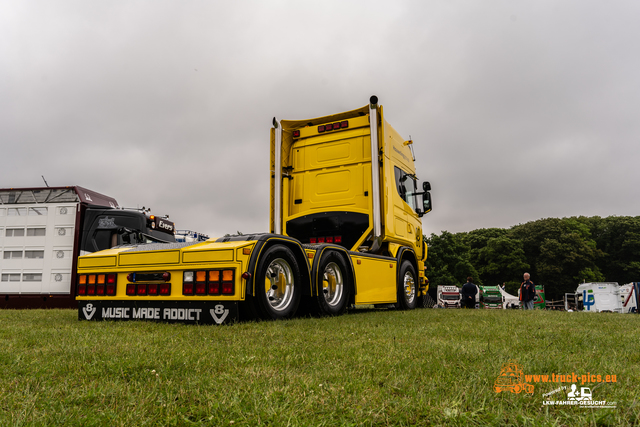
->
(2, 0, 640, 238)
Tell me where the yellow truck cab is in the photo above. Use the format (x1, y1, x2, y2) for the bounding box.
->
(76, 96, 432, 324)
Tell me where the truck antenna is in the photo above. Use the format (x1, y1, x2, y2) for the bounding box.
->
(41, 175, 49, 187)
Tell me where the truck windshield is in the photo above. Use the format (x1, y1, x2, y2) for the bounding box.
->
(394, 167, 418, 210)
(443, 295, 460, 300)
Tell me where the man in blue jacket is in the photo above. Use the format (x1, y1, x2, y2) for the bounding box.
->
(461, 277, 478, 309)
(520, 272, 536, 310)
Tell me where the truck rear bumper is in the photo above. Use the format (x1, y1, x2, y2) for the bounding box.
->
(78, 300, 238, 324)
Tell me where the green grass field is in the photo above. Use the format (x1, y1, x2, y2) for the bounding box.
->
(0, 307, 638, 426)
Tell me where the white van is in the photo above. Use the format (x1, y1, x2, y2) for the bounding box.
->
(620, 283, 638, 313)
(575, 282, 622, 313)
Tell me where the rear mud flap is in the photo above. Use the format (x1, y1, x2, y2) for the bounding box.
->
(78, 300, 238, 325)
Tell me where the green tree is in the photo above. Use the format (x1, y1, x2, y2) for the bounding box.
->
(588, 216, 640, 283)
(476, 235, 530, 288)
(424, 231, 479, 292)
(511, 218, 604, 299)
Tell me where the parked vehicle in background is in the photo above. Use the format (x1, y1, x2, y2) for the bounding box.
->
(478, 284, 503, 309)
(174, 230, 209, 243)
(533, 284, 546, 310)
(575, 282, 622, 313)
(437, 285, 461, 308)
(620, 283, 638, 313)
(1, 186, 175, 308)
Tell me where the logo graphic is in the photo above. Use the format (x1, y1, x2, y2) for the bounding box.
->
(210, 304, 229, 324)
(543, 383, 617, 408)
(567, 384, 592, 401)
(583, 290, 595, 311)
(82, 303, 97, 320)
(494, 360, 534, 394)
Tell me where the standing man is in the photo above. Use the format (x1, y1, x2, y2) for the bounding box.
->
(461, 277, 478, 309)
(520, 273, 536, 310)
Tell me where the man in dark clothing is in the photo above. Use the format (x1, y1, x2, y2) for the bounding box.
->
(461, 277, 478, 309)
(520, 272, 536, 310)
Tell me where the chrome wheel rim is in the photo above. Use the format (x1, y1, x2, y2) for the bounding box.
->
(403, 270, 416, 304)
(265, 258, 295, 312)
(322, 262, 344, 307)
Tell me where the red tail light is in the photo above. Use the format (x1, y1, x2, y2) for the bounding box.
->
(126, 284, 136, 296)
(106, 284, 116, 296)
(148, 283, 158, 295)
(96, 285, 105, 296)
(335, 235, 342, 243)
(183, 282, 194, 295)
(208, 282, 219, 294)
(310, 238, 317, 243)
(195, 283, 206, 295)
(136, 284, 147, 296)
(222, 282, 233, 295)
(87, 285, 96, 296)
(77, 285, 87, 296)
(326, 236, 334, 243)
(159, 283, 171, 295)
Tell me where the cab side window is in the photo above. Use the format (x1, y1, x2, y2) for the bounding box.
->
(394, 166, 417, 210)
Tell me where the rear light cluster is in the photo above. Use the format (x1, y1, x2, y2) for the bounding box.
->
(318, 121, 348, 133)
(125, 271, 172, 296)
(77, 274, 117, 296)
(126, 283, 171, 296)
(291, 120, 349, 138)
(310, 236, 342, 244)
(182, 269, 235, 296)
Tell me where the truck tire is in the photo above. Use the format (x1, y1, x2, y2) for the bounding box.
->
(397, 260, 417, 310)
(253, 244, 301, 320)
(316, 251, 351, 316)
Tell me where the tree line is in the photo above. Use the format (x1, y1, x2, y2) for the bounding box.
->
(424, 216, 640, 300)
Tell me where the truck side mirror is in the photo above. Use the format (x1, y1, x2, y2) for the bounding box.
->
(423, 181, 431, 192)
(423, 192, 432, 214)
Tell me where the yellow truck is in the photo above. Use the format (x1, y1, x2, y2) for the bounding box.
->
(76, 96, 433, 323)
